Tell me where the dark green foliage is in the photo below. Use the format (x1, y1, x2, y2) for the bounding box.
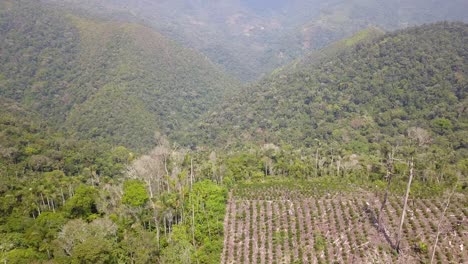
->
(25, 212, 66, 252)
(119, 226, 159, 263)
(64, 185, 98, 218)
(71, 237, 114, 264)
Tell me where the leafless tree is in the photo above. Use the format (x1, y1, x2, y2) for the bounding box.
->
(430, 183, 457, 264)
(407, 127, 432, 147)
(395, 157, 414, 253)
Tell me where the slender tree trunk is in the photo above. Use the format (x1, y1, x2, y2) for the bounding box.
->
(164, 155, 169, 176)
(315, 148, 319, 177)
(46, 196, 52, 210)
(51, 199, 56, 213)
(201, 203, 212, 239)
(395, 157, 414, 253)
(40, 193, 46, 208)
(68, 184, 74, 197)
(146, 179, 154, 199)
(430, 187, 456, 263)
(156, 223, 160, 251)
(192, 202, 195, 246)
(179, 201, 183, 225)
(156, 177, 161, 196)
(378, 152, 394, 232)
(190, 158, 194, 191)
(336, 159, 341, 177)
(60, 188, 66, 205)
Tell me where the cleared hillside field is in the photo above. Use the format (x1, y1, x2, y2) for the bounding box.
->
(221, 181, 467, 264)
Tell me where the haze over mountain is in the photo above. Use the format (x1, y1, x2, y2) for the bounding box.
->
(43, 0, 468, 81)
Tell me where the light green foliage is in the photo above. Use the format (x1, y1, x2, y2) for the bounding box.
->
(122, 180, 149, 207)
(415, 241, 428, 254)
(189, 181, 227, 263)
(432, 118, 453, 134)
(225, 152, 264, 181)
(314, 233, 326, 252)
(2, 248, 45, 264)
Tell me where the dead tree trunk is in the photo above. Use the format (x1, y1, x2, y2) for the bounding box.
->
(395, 157, 414, 253)
(190, 158, 194, 191)
(191, 202, 195, 246)
(156, 224, 160, 251)
(315, 148, 319, 177)
(430, 186, 456, 264)
(60, 188, 66, 205)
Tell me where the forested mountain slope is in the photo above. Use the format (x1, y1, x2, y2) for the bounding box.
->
(0, 0, 239, 151)
(190, 22, 467, 161)
(43, 0, 468, 81)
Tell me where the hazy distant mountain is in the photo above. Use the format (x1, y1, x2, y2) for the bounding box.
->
(43, 0, 468, 81)
(0, 0, 239, 150)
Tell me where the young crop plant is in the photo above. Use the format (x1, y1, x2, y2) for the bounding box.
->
(222, 181, 467, 264)
(249, 201, 254, 263)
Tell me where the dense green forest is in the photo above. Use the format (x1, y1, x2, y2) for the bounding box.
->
(0, 0, 467, 263)
(0, 0, 238, 151)
(189, 23, 467, 161)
